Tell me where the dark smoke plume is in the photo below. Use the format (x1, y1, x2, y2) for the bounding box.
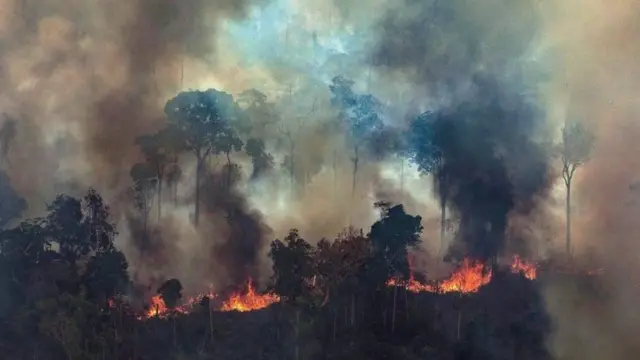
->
(416, 75, 550, 261)
(372, 0, 551, 261)
(200, 166, 273, 287)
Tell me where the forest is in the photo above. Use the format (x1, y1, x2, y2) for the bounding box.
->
(0, 74, 599, 360)
(0, 0, 633, 359)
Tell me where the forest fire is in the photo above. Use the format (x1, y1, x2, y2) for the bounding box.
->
(510, 255, 537, 280)
(220, 278, 281, 312)
(141, 278, 280, 319)
(388, 256, 537, 295)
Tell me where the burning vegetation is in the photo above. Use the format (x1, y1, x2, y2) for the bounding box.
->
(142, 278, 280, 319)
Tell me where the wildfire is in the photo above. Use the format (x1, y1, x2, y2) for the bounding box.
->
(388, 256, 540, 295)
(510, 255, 537, 280)
(140, 279, 279, 319)
(438, 258, 492, 293)
(220, 278, 281, 312)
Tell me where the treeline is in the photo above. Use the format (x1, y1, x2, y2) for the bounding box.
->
(0, 188, 550, 360)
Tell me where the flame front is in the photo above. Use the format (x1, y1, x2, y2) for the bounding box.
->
(140, 279, 279, 319)
(510, 255, 537, 280)
(220, 278, 280, 312)
(387, 257, 542, 294)
(144, 295, 170, 319)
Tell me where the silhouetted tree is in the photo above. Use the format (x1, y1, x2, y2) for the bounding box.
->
(408, 112, 448, 257)
(245, 138, 274, 180)
(130, 163, 157, 240)
(560, 120, 594, 256)
(369, 202, 423, 332)
(136, 126, 184, 221)
(158, 278, 183, 348)
(269, 229, 314, 360)
(166, 164, 182, 206)
(164, 89, 244, 226)
(329, 76, 384, 198)
(215, 127, 243, 191)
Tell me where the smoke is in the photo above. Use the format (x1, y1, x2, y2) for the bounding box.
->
(534, 0, 640, 358)
(371, 0, 552, 261)
(3, 1, 639, 355)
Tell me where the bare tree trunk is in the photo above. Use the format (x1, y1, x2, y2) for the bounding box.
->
(566, 180, 571, 256)
(157, 178, 162, 221)
(209, 299, 214, 346)
(350, 294, 355, 326)
(404, 287, 409, 323)
(195, 157, 203, 227)
(332, 308, 337, 341)
(173, 314, 177, 348)
(440, 199, 446, 257)
(457, 309, 462, 341)
(295, 309, 300, 360)
(333, 148, 337, 196)
(392, 283, 398, 333)
(400, 158, 405, 195)
(173, 181, 178, 206)
(226, 151, 232, 192)
(351, 146, 359, 199)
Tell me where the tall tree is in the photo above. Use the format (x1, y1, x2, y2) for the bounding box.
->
(129, 163, 157, 241)
(237, 88, 280, 137)
(245, 138, 274, 180)
(215, 127, 243, 191)
(408, 112, 449, 258)
(269, 229, 314, 360)
(560, 120, 594, 256)
(164, 89, 243, 226)
(329, 76, 384, 198)
(368, 202, 423, 332)
(135, 126, 183, 221)
(157, 278, 183, 348)
(165, 164, 182, 206)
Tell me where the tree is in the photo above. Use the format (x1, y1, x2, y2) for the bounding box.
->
(368, 202, 423, 332)
(245, 138, 274, 180)
(408, 112, 449, 257)
(329, 76, 384, 199)
(166, 164, 182, 207)
(164, 89, 244, 226)
(82, 249, 130, 305)
(129, 163, 157, 240)
(269, 229, 315, 360)
(157, 278, 183, 348)
(135, 126, 184, 221)
(215, 127, 243, 191)
(43, 189, 116, 265)
(560, 120, 594, 256)
(237, 88, 280, 137)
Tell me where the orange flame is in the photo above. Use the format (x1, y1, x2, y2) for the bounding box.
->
(220, 278, 280, 312)
(387, 258, 492, 294)
(140, 279, 279, 319)
(510, 255, 537, 280)
(438, 258, 492, 293)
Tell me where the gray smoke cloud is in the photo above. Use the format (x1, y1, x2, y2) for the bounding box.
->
(1, 1, 639, 356)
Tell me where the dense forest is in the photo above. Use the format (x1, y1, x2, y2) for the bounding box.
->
(0, 76, 600, 360)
